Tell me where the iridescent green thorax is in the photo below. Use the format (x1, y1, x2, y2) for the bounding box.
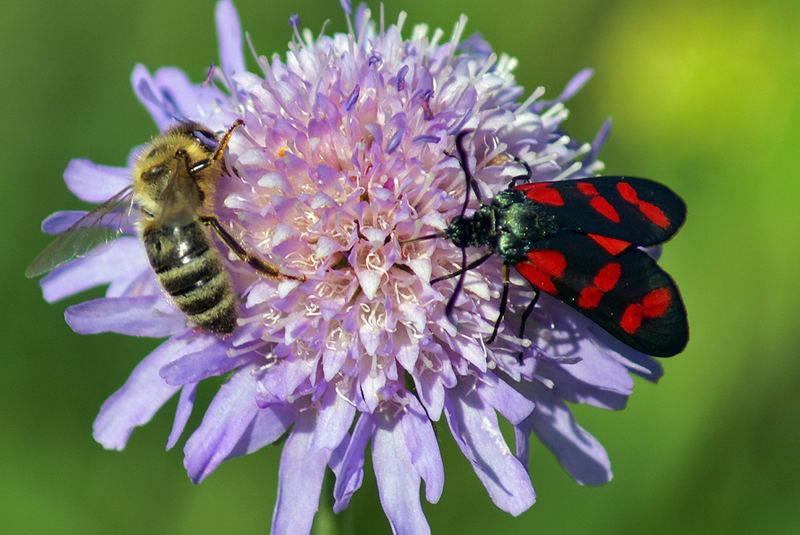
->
(445, 189, 559, 264)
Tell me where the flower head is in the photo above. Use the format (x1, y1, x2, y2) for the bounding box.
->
(36, 1, 666, 533)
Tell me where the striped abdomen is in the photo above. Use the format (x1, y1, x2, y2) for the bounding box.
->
(143, 219, 236, 334)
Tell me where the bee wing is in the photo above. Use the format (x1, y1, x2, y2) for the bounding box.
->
(26, 185, 136, 278)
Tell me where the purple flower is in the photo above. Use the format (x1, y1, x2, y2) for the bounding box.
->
(34, 1, 666, 533)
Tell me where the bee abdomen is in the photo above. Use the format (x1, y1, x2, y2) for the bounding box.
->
(143, 222, 237, 334)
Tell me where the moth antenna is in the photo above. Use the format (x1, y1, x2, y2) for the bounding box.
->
(445, 246, 468, 325)
(400, 232, 445, 244)
(453, 130, 482, 211)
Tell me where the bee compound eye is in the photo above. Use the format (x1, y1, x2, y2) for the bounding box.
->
(141, 164, 166, 182)
(191, 129, 218, 151)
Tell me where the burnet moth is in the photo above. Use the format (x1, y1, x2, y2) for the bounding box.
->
(413, 131, 688, 357)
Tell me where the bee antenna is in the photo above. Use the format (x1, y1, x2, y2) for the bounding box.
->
(211, 119, 244, 162)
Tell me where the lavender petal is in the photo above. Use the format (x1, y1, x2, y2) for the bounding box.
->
(333, 413, 374, 513)
(215, 0, 245, 87)
(65, 296, 185, 337)
(131, 64, 172, 130)
(526, 382, 612, 486)
(476, 372, 536, 425)
(63, 159, 130, 202)
(373, 412, 431, 535)
(400, 395, 444, 503)
(226, 403, 296, 460)
(93, 337, 193, 450)
(272, 390, 353, 535)
(183, 365, 260, 483)
(159, 337, 246, 385)
(167, 383, 197, 451)
(444, 385, 535, 515)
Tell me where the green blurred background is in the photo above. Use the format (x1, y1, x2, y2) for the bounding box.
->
(3, 0, 798, 533)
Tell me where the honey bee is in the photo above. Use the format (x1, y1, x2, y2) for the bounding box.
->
(26, 120, 304, 334)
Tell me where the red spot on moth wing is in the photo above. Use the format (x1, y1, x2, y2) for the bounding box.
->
(641, 287, 671, 317)
(638, 200, 669, 229)
(515, 250, 567, 294)
(589, 196, 620, 222)
(575, 181, 620, 222)
(616, 181, 639, 204)
(619, 287, 673, 334)
(587, 234, 631, 255)
(577, 263, 621, 309)
(516, 183, 564, 206)
(593, 263, 621, 292)
(620, 305, 643, 334)
(528, 250, 567, 276)
(578, 286, 603, 309)
(576, 182, 599, 196)
(616, 181, 670, 229)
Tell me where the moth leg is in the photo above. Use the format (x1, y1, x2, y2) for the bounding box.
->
(485, 263, 510, 345)
(518, 287, 541, 339)
(201, 215, 305, 281)
(507, 157, 532, 189)
(517, 285, 541, 362)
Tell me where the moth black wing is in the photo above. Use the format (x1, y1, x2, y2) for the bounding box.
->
(514, 231, 688, 357)
(514, 176, 686, 247)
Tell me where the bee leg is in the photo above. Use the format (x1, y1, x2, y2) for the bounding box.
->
(187, 119, 245, 174)
(516, 286, 540, 362)
(200, 215, 305, 281)
(485, 263, 510, 345)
